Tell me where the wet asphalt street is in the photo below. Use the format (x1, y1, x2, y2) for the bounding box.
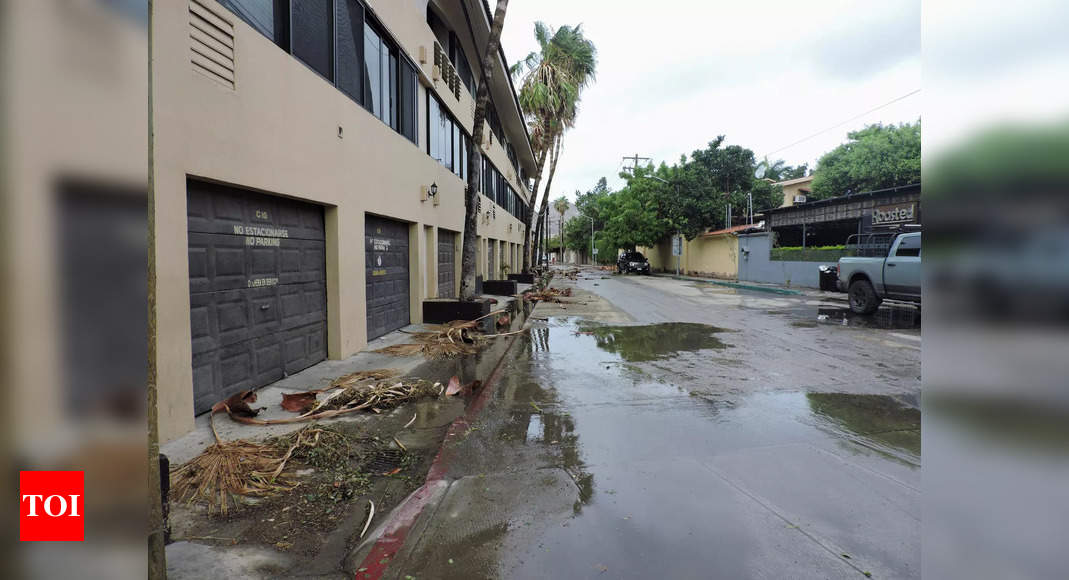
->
(380, 269, 921, 579)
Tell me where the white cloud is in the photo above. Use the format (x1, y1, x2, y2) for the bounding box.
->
(499, 0, 921, 197)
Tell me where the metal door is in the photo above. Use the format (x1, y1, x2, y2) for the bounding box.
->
(884, 233, 921, 299)
(437, 230, 456, 298)
(187, 180, 326, 413)
(366, 215, 411, 340)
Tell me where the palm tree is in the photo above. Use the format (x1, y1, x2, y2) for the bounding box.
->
(459, 0, 509, 300)
(553, 195, 569, 257)
(512, 23, 597, 271)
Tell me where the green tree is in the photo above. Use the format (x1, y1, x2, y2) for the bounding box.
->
(512, 23, 598, 270)
(564, 178, 611, 261)
(810, 121, 921, 199)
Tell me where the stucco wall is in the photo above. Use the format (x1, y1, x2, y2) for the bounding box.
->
(641, 235, 738, 279)
(153, 0, 534, 441)
(738, 233, 834, 288)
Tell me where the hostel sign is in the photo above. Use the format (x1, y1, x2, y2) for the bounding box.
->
(872, 202, 916, 226)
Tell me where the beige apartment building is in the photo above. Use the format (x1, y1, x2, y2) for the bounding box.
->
(152, 0, 537, 441)
(775, 175, 814, 207)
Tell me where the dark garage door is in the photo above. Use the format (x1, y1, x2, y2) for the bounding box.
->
(438, 230, 456, 298)
(366, 215, 410, 340)
(187, 179, 327, 413)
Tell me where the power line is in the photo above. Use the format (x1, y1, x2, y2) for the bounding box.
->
(764, 89, 921, 158)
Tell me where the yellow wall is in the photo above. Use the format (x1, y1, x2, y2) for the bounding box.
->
(151, 0, 535, 441)
(641, 235, 739, 279)
(779, 177, 814, 207)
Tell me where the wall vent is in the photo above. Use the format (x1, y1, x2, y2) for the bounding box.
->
(189, 0, 235, 89)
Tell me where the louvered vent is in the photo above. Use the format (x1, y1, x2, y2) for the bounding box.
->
(189, 0, 235, 89)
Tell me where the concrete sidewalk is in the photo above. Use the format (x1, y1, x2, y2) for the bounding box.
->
(164, 288, 533, 580)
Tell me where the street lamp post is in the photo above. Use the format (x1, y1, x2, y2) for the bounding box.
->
(581, 214, 595, 265)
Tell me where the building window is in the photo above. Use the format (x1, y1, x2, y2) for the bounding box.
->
(428, 93, 469, 174)
(364, 24, 384, 120)
(291, 0, 333, 81)
(217, 0, 418, 145)
(220, 0, 288, 46)
(399, 58, 418, 144)
(450, 32, 476, 97)
(335, 0, 364, 103)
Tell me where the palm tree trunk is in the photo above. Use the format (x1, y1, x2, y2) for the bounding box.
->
(460, 0, 509, 301)
(533, 137, 562, 266)
(521, 146, 548, 272)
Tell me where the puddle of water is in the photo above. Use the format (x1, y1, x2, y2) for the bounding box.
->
(814, 306, 921, 330)
(807, 393, 921, 457)
(577, 322, 730, 362)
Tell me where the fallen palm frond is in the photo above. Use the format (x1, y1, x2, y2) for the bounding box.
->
(374, 341, 477, 359)
(216, 378, 442, 427)
(171, 426, 352, 513)
(276, 369, 402, 415)
(360, 500, 375, 539)
(170, 440, 293, 514)
(373, 310, 508, 359)
(524, 287, 573, 303)
(329, 368, 401, 389)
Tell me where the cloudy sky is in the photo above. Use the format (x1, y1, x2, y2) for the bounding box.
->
(499, 0, 921, 198)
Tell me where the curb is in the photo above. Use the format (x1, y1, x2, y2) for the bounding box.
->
(351, 326, 525, 579)
(654, 273, 804, 295)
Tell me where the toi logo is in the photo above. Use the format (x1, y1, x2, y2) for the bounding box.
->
(20, 471, 84, 541)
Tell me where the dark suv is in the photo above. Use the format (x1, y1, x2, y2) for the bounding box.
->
(617, 251, 651, 274)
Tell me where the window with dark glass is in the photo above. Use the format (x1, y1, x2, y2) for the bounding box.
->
(399, 58, 418, 143)
(449, 32, 476, 97)
(220, 0, 288, 46)
(429, 93, 470, 174)
(291, 0, 333, 81)
(364, 24, 383, 119)
(335, 0, 364, 103)
(217, 0, 418, 145)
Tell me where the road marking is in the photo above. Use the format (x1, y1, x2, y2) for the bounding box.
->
(890, 332, 921, 342)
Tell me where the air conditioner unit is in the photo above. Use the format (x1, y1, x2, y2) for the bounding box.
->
(793, 195, 807, 204)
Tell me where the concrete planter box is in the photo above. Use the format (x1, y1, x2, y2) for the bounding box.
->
(508, 273, 535, 284)
(422, 298, 492, 325)
(482, 279, 518, 295)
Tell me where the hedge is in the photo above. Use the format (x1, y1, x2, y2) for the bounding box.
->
(770, 245, 846, 262)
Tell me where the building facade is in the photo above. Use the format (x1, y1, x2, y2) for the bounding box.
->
(774, 175, 814, 208)
(152, 0, 537, 441)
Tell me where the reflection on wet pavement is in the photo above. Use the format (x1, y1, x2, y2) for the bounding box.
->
(578, 321, 729, 361)
(808, 393, 921, 459)
(393, 318, 920, 579)
(814, 305, 921, 330)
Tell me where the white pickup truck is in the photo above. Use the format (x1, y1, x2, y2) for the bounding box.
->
(837, 232, 921, 314)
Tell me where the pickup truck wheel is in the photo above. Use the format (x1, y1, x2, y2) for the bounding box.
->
(848, 279, 882, 314)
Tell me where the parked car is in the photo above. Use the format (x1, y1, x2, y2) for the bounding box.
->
(837, 232, 921, 314)
(617, 251, 651, 274)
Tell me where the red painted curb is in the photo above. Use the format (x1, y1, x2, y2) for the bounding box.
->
(354, 333, 522, 579)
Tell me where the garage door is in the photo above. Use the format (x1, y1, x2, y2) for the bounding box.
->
(437, 230, 456, 298)
(366, 215, 410, 340)
(187, 180, 327, 414)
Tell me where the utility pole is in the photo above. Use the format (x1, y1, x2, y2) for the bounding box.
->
(622, 153, 651, 175)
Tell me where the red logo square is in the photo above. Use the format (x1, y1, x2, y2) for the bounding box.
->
(20, 471, 84, 541)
